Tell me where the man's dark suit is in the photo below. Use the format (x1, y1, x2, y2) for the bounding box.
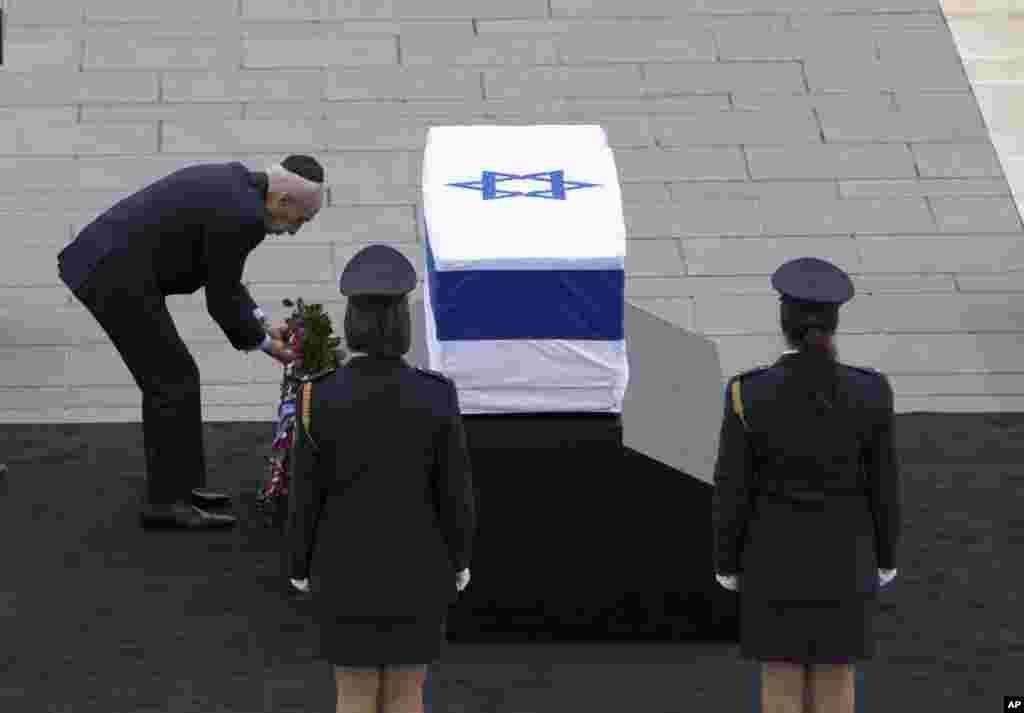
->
(57, 162, 270, 504)
(713, 351, 902, 605)
(285, 354, 476, 621)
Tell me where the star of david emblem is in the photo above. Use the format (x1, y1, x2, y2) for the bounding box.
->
(446, 170, 601, 200)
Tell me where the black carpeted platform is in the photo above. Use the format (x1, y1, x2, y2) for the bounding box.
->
(447, 413, 735, 643)
(1, 412, 1020, 711)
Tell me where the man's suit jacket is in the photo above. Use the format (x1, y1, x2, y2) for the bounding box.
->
(713, 351, 902, 602)
(286, 354, 477, 619)
(57, 162, 268, 351)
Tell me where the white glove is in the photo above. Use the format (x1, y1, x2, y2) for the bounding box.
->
(716, 574, 739, 591)
(293, 572, 467, 594)
(296, 569, 887, 595)
(715, 570, 895, 592)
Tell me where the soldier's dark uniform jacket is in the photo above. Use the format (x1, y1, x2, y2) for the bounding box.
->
(713, 256, 902, 605)
(285, 358, 477, 618)
(57, 162, 268, 351)
(713, 355, 902, 603)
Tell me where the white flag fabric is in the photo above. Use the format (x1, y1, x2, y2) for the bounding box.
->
(421, 125, 629, 414)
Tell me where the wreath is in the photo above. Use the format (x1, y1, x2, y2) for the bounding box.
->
(256, 298, 345, 529)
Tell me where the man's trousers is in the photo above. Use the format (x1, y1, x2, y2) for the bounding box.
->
(65, 250, 208, 505)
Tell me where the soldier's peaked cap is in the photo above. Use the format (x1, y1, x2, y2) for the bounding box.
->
(771, 257, 854, 306)
(339, 244, 416, 297)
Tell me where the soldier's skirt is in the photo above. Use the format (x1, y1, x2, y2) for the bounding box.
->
(739, 596, 876, 664)
(317, 609, 447, 668)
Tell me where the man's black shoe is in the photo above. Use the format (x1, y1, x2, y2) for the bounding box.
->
(140, 502, 237, 530)
(191, 488, 232, 509)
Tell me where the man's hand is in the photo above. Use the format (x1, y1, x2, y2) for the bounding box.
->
(265, 323, 296, 364)
(267, 337, 296, 365)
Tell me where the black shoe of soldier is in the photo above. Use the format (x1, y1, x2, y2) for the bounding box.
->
(190, 487, 232, 509)
(140, 502, 236, 530)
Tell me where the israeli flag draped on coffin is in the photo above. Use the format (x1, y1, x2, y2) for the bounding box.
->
(421, 125, 629, 414)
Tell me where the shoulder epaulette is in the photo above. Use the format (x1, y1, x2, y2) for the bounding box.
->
(298, 366, 337, 383)
(846, 364, 880, 377)
(728, 367, 768, 432)
(737, 365, 771, 379)
(297, 367, 336, 453)
(844, 365, 885, 387)
(415, 367, 453, 386)
(298, 381, 317, 452)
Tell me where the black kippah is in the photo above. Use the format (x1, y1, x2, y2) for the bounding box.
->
(280, 155, 324, 184)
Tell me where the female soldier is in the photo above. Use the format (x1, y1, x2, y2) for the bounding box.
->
(285, 245, 475, 713)
(712, 257, 902, 713)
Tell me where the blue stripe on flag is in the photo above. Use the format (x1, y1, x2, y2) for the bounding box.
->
(425, 227, 624, 341)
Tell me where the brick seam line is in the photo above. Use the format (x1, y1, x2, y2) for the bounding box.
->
(77, 20, 85, 73)
(811, 105, 827, 145)
(739, 144, 752, 183)
(798, 58, 810, 94)
(922, 192, 940, 233)
(237, 0, 245, 116)
(908, 141, 921, 179)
